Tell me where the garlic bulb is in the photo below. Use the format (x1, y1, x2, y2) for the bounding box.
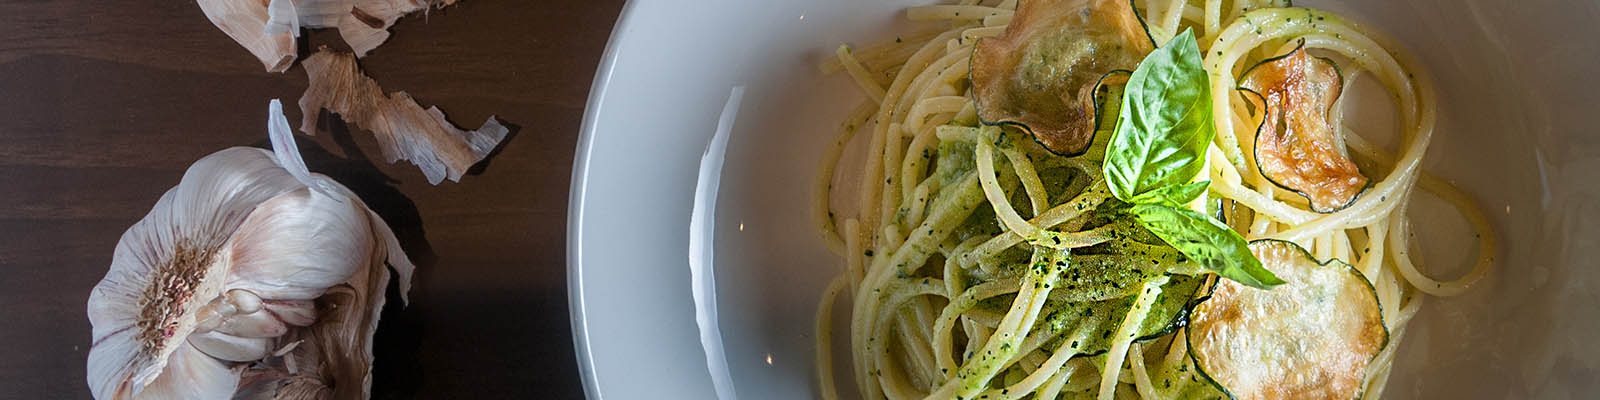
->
(86, 100, 415, 399)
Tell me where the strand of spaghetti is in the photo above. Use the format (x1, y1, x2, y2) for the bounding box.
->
(909, 44, 972, 106)
(873, 347, 924, 400)
(1207, 145, 1243, 187)
(906, 4, 1012, 21)
(1162, 328, 1190, 372)
(1232, 102, 1295, 232)
(870, 279, 946, 397)
(815, 100, 876, 256)
(1360, 219, 1388, 280)
(1202, 0, 1223, 41)
(818, 27, 945, 74)
(907, 295, 942, 367)
(857, 29, 964, 281)
(1128, 345, 1158, 399)
(1035, 358, 1081, 400)
(1315, 231, 1334, 261)
(851, 172, 983, 400)
(879, 121, 906, 245)
(1388, 206, 1492, 296)
(906, 181, 935, 230)
(838, 218, 874, 399)
(977, 136, 1041, 238)
(932, 278, 1022, 378)
(1000, 143, 1051, 217)
(1019, 351, 1049, 374)
(1158, 0, 1186, 44)
(1378, 260, 1402, 326)
(1098, 276, 1169, 400)
(1343, 128, 1499, 294)
(897, 128, 954, 225)
(898, 124, 945, 223)
(899, 51, 972, 126)
(1205, 145, 1318, 227)
(1181, 3, 1204, 23)
(905, 96, 968, 138)
(883, 50, 974, 231)
(984, 13, 1012, 27)
(936, 247, 1069, 399)
(964, 181, 1111, 269)
(894, 307, 940, 385)
(814, 273, 849, 400)
(1363, 290, 1420, 399)
(883, 224, 906, 254)
(837, 45, 887, 103)
(1395, 282, 1424, 328)
(945, 237, 981, 288)
(961, 25, 1007, 43)
(1414, 173, 1498, 281)
(1333, 228, 1353, 263)
(844, 219, 864, 285)
(1248, 183, 1278, 238)
(976, 325, 1096, 400)
(961, 319, 992, 367)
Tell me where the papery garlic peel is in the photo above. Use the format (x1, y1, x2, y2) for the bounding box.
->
(196, 0, 461, 72)
(86, 100, 415, 399)
(299, 49, 508, 185)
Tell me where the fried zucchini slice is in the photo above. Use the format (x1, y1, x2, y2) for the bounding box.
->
(971, 0, 1153, 155)
(1188, 239, 1387, 399)
(1241, 44, 1368, 212)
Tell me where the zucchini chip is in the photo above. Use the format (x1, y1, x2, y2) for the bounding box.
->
(1188, 240, 1387, 400)
(971, 0, 1153, 156)
(1241, 45, 1367, 212)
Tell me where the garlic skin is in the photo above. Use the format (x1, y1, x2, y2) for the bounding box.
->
(86, 100, 414, 399)
(196, 0, 462, 72)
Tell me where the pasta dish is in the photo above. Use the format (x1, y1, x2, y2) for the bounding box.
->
(810, 0, 1497, 399)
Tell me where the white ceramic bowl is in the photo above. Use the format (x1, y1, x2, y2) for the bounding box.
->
(569, 0, 1600, 398)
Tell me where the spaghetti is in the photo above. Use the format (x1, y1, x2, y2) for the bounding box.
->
(812, 0, 1496, 399)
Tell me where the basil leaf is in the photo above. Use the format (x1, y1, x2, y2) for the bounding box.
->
(1129, 203, 1283, 289)
(1129, 180, 1210, 207)
(1102, 29, 1215, 202)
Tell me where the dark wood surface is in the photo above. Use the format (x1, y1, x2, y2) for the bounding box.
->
(0, 1, 624, 398)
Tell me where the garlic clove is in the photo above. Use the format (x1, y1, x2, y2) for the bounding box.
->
(222, 188, 373, 301)
(132, 345, 241, 399)
(85, 315, 141, 399)
(225, 288, 263, 315)
(216, 309, 291, 338)
(189, 331, 273, 362)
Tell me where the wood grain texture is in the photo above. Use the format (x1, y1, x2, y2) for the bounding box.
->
(0, 1, 623, 398)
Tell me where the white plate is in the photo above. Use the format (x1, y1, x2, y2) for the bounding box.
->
(568, 0, 1600, 398)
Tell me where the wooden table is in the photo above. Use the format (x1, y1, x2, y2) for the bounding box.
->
(0, 1, 622, 397)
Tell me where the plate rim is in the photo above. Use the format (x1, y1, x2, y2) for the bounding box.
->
(567, 1, 642, 398)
